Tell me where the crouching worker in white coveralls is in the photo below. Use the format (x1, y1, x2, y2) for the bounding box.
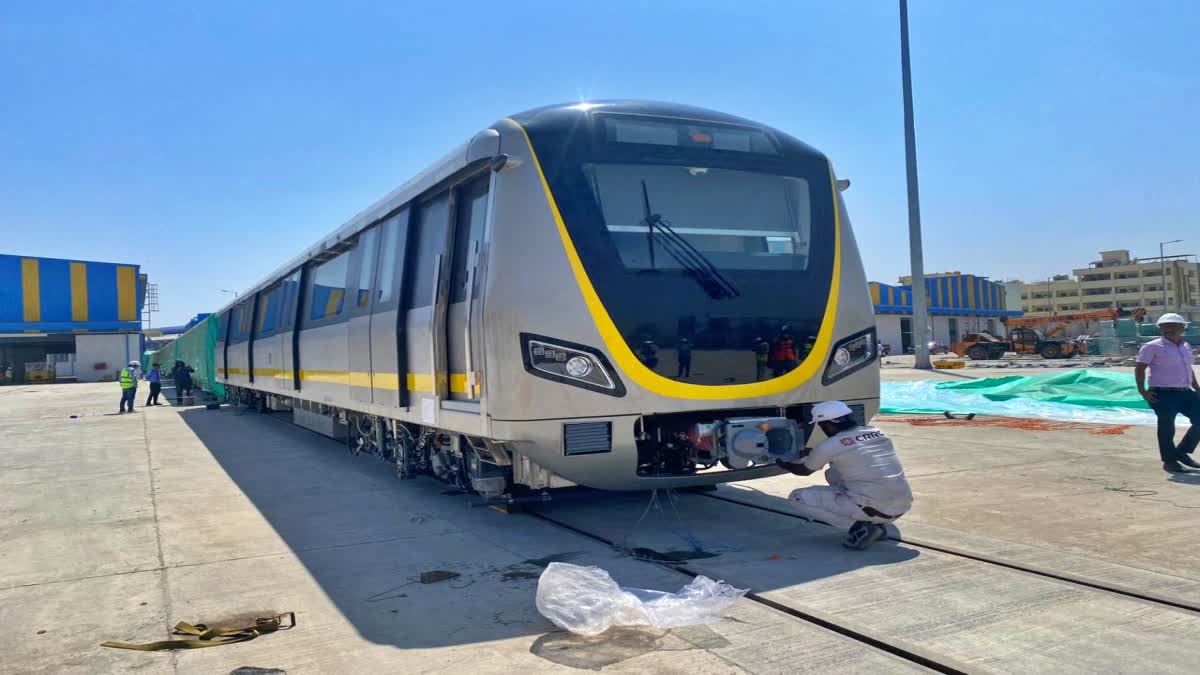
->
(776, 401, 913, 550)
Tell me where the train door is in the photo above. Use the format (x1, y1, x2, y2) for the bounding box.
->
(445, 175, 491, 403)
(366, 209, 410, 408)
(280, 268, 303, 391)
(404, 193, 452, 417)
(247, 293, 260, 384)
(239, 300, 253, 381)
(228, 300, 252, 385)
(348, 227, 381, 403)
(218, 310, 230, 382)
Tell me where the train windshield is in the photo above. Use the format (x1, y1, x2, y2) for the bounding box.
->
(527, 112, 838, 386)
(585, 163, 811, 274)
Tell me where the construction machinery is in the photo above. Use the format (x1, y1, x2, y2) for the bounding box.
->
(1009, 326, 1086, 359)
(952, 328, 1084, 360)
(1006, 308, 1145, 337)
(952, 308, 1145, 360)
(950, 333, 1009, 360)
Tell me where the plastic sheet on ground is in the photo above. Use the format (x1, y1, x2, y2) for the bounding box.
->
(880, 369, 1169, 426)
(535, 562, 747, 636)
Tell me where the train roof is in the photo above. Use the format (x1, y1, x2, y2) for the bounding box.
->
(511, 100, 824, 156)
(513, 100, 765, 128)
(212, 100, 823, 315)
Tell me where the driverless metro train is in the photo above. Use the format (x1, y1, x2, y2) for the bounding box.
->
(158, 101, 879, 499)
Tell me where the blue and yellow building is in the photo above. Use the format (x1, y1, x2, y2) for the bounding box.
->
(0, 254, 146, 383)
(870, 273, 1022, 353)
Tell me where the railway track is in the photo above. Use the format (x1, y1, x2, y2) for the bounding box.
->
(526, 507, 971, 675)
(696, 490, 1200, 616)
(528, 488, 1200, 675)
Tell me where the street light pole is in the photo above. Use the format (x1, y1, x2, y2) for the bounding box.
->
(900, 0, 931, 369)
(1160, 240, 1182, 313)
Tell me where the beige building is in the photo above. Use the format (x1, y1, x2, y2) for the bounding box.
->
(1018, 249, 1200, 320)
(1004, 281, 1023, 315)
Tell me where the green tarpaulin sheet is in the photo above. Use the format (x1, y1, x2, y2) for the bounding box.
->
(880, 369, 1166, 425)
(934, 370, 1150, 409)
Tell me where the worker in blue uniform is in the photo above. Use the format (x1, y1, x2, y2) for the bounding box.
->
(144, 362, 163, 406)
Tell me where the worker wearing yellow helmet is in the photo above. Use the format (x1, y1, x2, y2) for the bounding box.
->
(777, 401, 913, 550)
(118, 360, 139, 414)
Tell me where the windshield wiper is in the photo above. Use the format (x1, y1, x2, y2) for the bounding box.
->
(650, 217, 741, 299)
(640, 180, 740, 299)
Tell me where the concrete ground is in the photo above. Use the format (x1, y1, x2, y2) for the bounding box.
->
(866, 359, 1200, 579)
(0, 383, 921, 674)
(3, 378, 1199, 673)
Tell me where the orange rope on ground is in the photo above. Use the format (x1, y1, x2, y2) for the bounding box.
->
(881, 416, 1133, 435)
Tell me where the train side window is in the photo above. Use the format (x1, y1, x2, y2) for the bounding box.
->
(376, 208, 409, 307)
(449, 176, 489, 303)
(279, 268, 302, 332)
(305, 250, 350, 323)
(228, 306, 241, 343)
(256, 285, 281, 336)
(239, 301, 253, 340)
(405, 193, 450, 309)
(355, 227, 380, 310)
(229, 302, 252, 343)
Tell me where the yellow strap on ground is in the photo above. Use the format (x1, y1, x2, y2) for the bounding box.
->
(101, 612, 295, 651)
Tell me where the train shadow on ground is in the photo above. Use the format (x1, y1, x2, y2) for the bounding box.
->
(177, 405, 914, 649)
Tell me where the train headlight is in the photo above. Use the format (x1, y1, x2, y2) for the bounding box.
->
(833, 347, 851, 367)
(520, 333, 626, 397)
(822, 328, 877, 384)
(565, 356, 593, 378)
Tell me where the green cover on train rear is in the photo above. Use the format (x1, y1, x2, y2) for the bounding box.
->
(147, 314, 224, 398)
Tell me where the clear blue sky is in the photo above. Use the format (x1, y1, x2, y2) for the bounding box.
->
(2, 2, 1197, 325)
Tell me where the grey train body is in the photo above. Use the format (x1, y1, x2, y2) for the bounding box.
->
(213, 101, 880, 495)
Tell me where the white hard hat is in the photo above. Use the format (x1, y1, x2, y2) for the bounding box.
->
(129, 360, 140, 366)
(811, 400, 854, 424)
(1156, 313, 1188, 326)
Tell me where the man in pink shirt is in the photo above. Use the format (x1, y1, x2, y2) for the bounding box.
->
(1135, 313, 1200, 473)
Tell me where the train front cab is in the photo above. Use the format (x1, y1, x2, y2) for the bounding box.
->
(482, 104, 880, 490)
